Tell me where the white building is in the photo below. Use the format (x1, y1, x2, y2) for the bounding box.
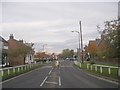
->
(25, 42, 34, 64)
(0, 36, 8, 67)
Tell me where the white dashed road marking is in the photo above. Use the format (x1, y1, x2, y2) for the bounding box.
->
(46, 81, 58, 84)
(40, 76, 48, 87)
(59, 76, 61, 86)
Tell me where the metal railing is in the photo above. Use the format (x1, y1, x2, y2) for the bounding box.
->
(0, 62, 42, 77)
(74, 61, 120, 76)
(87, 64, 119, 75)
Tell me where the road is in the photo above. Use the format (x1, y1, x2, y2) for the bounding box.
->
(2, 60, 119, 88)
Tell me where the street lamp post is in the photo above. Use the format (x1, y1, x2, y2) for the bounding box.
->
(71, 31, 81, 62)
(71, 21, 83, 63)
(79, 21, 84, 63)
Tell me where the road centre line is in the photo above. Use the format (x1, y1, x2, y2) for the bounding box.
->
(49, 69, 53, 75)
(59, 76, 61, 86)
(40, 76, 48, 87)
(40, 68, 53, 87)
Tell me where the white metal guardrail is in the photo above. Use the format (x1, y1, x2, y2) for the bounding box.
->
(0, 62, 42, 76)
(74, 61, 120, 76)
(87, 64, 119, 75)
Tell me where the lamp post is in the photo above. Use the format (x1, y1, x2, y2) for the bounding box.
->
(71, 30, 81, 62)
(71, 21, 83, 63)
(79, 21, 84, 63)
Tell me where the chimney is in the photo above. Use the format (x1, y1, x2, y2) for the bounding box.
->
(19, 39, 23, 43)
(10, 34, 14, 39)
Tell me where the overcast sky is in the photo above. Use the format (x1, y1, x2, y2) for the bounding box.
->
(1, 1, 118, 54)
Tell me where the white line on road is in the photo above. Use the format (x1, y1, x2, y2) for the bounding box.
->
(59, 76, 61, 86)
(49, 69, 53, 75)
(40, 76, 48, 87)
(86, 73, 119, 85)
(73, 64, 119, 85)
(46, 81, 58, 84)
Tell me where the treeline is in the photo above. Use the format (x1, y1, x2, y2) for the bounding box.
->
(58, 49, 75, 60)
(99, 19, 119, 58)
(85, 19, 119, 61)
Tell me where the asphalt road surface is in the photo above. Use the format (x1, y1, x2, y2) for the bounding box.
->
(1, 60, 119, 88)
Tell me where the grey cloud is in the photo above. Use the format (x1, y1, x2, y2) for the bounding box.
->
(1, 2, 118, 53)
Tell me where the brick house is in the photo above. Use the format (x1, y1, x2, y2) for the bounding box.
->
(84, 35, 107, 60)
(97, 35, 107, 51)
(8, 34, 34, 66)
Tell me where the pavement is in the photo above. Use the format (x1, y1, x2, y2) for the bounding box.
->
(1, 60, 119, 88)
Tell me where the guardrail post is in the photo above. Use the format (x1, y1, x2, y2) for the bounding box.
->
(1, 70, 3, 76)
(26, 65, 27, 69)
(80, 63, 81, 68)
(18, 67, 20, 72)
(21, 66, 23, 71)
(13, 68, 15, 73)
(41, 62, 42, 64)
(30, 65, 31, 69)
(28, 65, 30, 69)
(28, 65, 29, 69)
(8, 69, 10, 75)
(108, 67, 111, 74)
(27, 65, 29, 69)
(87, 64, 89, 69)
(100, 66, 103, 73)
(91, 65, 93, 70)
(95, 66, 97, 71)
(25, 66, 26, 70)
(118, 67, 120, 77)
(30, 65, 32, 68)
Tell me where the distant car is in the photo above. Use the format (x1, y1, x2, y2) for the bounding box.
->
(65, 58, 69, 60)
(69, 58, 76, 61)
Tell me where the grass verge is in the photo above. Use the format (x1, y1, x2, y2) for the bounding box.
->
(75, 62, 119, 80)
(1, 63, 44, 81)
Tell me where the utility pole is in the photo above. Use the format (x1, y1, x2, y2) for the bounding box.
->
(79, 21, 84, 63)
(39, 43, 47, 52)
(43, 44, 47, 52)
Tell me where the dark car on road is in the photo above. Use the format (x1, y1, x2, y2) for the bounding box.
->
(69, 58, 76, 61)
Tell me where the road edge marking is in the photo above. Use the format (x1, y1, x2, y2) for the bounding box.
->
(86, 72, 119, 85)
(73, 64, 119, 85)
(48, 68, 53, 75)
